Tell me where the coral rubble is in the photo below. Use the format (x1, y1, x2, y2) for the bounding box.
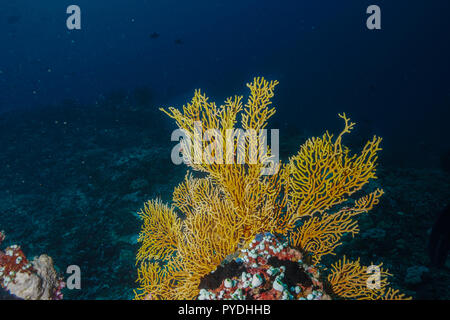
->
(0, 231, 65, 300)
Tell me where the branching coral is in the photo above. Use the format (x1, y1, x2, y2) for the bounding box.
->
(327, 256, 389, 300)
(280, 113, 382, 229)
(135, 77, 410, 300)
(327, 256, 411, 300)
(136, 200, 181, 263)
(289, 189, 384, 264)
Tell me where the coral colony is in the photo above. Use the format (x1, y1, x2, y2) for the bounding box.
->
(0, 231, 34, 288)
(0, 231, 65, 300)
(135, 77, 411, 300)
(198, 233, 331, 300)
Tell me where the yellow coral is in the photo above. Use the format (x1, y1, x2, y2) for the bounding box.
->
(327, 256, 411, 300)
(136, 200, 181, 263)
(382, 288, 413, 300)
(281, 113, 382, 228)
(134, 77, 409, 300)
(289, 189, 384, 264)
(327, 256, 390, 300)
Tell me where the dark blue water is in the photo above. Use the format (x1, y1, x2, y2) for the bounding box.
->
(0, 0, 449, 299)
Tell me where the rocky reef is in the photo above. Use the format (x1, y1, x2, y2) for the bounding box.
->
(0, 231, 65, 300)
(198, 233, 332, 300)
(0, 93, 448, 299)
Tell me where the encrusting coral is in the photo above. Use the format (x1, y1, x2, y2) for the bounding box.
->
(197, 233, 332, 300)
(0, 231, 65, 300)
(134, 77, 410, 300)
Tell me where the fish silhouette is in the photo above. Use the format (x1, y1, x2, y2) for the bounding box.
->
(7, 15, 21, 24)
(149, 32, 160, 39)
(441, 149, 450, 173)
(428, 204, 450, 267)
(174, 39, 184, 45)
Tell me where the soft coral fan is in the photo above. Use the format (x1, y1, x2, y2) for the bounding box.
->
(135, 77, 410, 300)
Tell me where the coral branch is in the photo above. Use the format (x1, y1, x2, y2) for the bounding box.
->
(135, 77, 407, 300)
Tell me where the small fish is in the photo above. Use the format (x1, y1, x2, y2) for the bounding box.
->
(441, 149, 450, 173)
(149, 32, 160, 39)
(7, 15, 21, 24)
(174, 39, 184, 45)
(428, 204, 450, 267)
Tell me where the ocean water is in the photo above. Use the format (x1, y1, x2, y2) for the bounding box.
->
(0, 0, 449, 299)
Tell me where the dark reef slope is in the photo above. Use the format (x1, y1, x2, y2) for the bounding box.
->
(0, 99, 448, 299)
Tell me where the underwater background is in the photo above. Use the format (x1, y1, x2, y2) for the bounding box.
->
(0, 0, 449, 299)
